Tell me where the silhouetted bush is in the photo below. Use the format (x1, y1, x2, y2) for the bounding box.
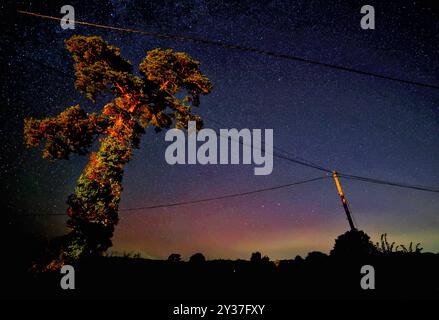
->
(305, 251, 328, 262)
(189, 253, 206, 263)
(122, 251, 141, 259)
(376, 233, 423, 254)
(330, 229, 378, 258)
(250, 252, 262, 262)
(168, 253, 181, 262)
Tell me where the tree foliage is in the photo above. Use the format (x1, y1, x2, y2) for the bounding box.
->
(189, 253, 206, 263)
(24, 105, 105, 160)
(376, 233, 423, 254)
(24, 35, 212, 268)
(168, 253, 182, 262)
(330, 229, 378, 258)
(250, 252, 262, 262)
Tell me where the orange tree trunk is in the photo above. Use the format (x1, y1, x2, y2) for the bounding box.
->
(62, 115, 136, 262)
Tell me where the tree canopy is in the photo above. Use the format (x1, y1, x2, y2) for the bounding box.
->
(24, 35, 212, 268)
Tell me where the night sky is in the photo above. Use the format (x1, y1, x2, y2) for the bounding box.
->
(2, 0, 439, 260)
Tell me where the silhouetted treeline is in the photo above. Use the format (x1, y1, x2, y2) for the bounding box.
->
(4, 230, 439, 299)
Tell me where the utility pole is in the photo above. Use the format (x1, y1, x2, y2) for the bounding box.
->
(332, 170, 356, 231)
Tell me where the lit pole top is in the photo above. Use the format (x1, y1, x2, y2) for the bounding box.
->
(332, 170, 356, 231)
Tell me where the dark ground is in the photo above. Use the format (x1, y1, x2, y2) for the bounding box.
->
(3, 229, 439, 300)
(5, 252, 439, 300)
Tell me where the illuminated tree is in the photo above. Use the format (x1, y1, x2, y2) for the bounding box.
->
(24, 35, 212, 268)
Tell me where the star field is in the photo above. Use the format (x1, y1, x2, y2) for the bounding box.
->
(2, 0, 439, 260)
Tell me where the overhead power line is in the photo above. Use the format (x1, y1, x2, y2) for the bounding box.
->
(17, 10, 439, 91)
(20, 57, 439, 194)
(204, 116, 332, 173)
(17, 176, 329, 216)
(205, 118, 332, 174)
(339, 173, 439, 193)
(120, 176, 328, 212)
(22, 55, 439, 195)
(21, 55, 334, 174)
(204, 118, 439, 193)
